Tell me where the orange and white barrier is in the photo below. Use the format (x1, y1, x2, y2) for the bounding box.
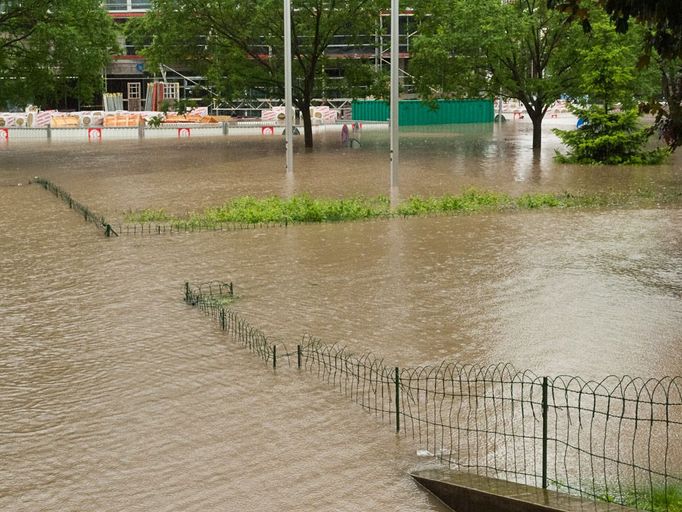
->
(50, 115, 80, 128)
(311, 106, 337, 124)
(163, 113, 218, 124)
(103, 114, 143, 127)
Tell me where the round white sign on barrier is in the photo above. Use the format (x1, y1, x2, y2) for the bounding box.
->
(0, 128, 9, 141)
(261, 126, 275, 136)
(88, 128, 102, 141)
(178, 128, 191, 138)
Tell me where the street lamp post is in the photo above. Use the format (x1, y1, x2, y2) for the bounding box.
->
(390, 0, 399, 199)
(284, 0, 294, 173)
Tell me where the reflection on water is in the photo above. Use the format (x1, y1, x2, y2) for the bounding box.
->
(1, 122, 680, 510)
(2, 120, 681, 218)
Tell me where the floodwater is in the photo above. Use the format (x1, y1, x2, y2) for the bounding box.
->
(1, 119, 681, 510)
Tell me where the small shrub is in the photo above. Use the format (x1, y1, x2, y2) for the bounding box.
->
(553, 106, 670, 165)
(146, 115, 163, 128)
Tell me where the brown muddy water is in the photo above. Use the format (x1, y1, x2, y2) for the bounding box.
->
(1, 119, 681, 510)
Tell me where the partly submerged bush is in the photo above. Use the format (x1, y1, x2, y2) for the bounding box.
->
(123, 187, 681, 226)
(553, 107, 669, 165)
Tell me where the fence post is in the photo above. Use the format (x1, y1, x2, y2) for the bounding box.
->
(220, 308, 226, 330)
(185, 282, 190, 303)
(297, 344, 302, 369)
(273, 345, 277, 370)
(395, 367, 400, 433)
(542, 376, 548, 489)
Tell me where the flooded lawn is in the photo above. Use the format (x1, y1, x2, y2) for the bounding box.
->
(1, 119, 680, 510)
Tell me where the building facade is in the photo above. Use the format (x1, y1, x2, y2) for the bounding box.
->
(103, 2, 415, 114)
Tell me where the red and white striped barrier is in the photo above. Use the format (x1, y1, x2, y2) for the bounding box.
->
(311, 106, 337, 124)
(261, 107, 284, 122)
(189, 106, 209, 116)
(35, 110, 55, 127)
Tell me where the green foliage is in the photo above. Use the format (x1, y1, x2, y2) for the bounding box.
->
(572, 16, 655, 112)
(553, 106, 670, 164)
(594, 483, 682, 512)
(159, 100, 171, 116)
(411, 0, 585, 148)
(126, 195, 391, 226)
(175, 99, 189, 116)
(146, 115, 164, 128)
(125, 208, 171, 222)
(548, 0, 682, 59)
(0, 0, 118, 108)
(549, 0, 682, 150)
(124, 188, 682, 227)
(396, 189, 511, 215)
(132, 0, 382, 147)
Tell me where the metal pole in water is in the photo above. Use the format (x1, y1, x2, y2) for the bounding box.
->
(542, 376, 549, 489)
(284, 0, 294, 174)
(395, 367, 400, 433)
(389, 0, 399, 200)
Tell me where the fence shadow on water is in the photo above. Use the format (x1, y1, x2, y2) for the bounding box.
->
(185, 281, 681, 512)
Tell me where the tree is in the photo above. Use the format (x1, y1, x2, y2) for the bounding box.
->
(130, 0, 381, 148)
(548, 0, 681, 57)
(548, 0, 682, 149)
(411, 0, 585, 151)
(571, 16, 660, 113)
(553, 106, 669, 164)
(0, 0, 118, 109)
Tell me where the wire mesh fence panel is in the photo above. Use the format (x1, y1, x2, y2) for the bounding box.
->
(117, 220, 292, 236)
(399, 364, 545, 486)
(546, 375, 682, 510)
(183, 281, 682, 512)
(33, 177, 118, 237)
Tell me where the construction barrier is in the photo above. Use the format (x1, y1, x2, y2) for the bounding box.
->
(103, 114, 144, 127)
(0, 121, 387, 143)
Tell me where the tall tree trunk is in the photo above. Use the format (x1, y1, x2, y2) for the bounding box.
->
(532, 118, 542, 150)
(660, 63, 682, 149)
(301, 102, 313, 148)
(529, 110, 544, 151)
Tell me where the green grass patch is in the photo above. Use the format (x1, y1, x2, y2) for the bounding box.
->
(123, 188, 682, 227)
(596, 484, 682, 512)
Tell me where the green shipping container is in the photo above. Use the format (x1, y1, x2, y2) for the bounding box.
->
(352, 99, 494, 125)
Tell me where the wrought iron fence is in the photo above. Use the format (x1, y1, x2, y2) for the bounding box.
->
(32, 177, 118, 237)
(32, 177, 291, 237)
(185, 280, 682, 512)
(116, 220, 290, 236)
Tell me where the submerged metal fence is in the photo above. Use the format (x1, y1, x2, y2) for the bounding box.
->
(185, 281, 682, 512)
(33, 178, 118, 237)
(32, 178, 385, 237)
(115, 220, 290, 236)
